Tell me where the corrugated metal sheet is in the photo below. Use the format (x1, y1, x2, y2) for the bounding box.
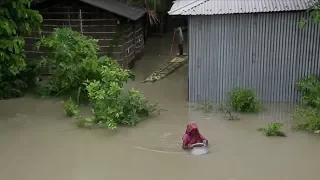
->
(169, 0, 317, 15)
(169, 0, 206, 14)
(188, 12, 320, 103)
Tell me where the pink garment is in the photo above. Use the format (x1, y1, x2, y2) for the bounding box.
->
(182, 121, 207, 147)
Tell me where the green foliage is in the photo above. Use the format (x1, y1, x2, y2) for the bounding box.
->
(76, 116, 93, 128)
(310, 0, 320, 23)
(218, 101, 240, 120)
(0, 0, 43, 99)
(228, 88, 261, 113)
(61, 98, 79, 117)
(38, 28, 158, 129)
(257, 122, 286, 137)
(0, 61, 41, 99)
(120, 89, 159, 125)
(293, 75, 320, 133)
(196, 101, 214, 113)
(293, 107, 320, 133)
(36, 28, 103, 101)
(295, 75, 320, 108)
(85, 59, 158, 129)
(300, 0, 320, 27)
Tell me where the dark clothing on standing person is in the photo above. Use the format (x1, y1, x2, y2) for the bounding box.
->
(178, 43, 183, 55)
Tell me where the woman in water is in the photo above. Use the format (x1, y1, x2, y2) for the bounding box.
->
(182, 121, 208, 149)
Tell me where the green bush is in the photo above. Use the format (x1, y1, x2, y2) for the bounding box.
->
(295, 75, 320, 108)
(294, 75, 320, 133)
(85, 58, 158, 129)
(61, 98, 79, 117)
(36, 28, 103, 101)
(76, 116, 93, 128)
(257, 122, 286, 137)
(293, 107, 320, 133)
(0, 62, 40, 99)
(228, 88, 261, 113)
(120, 89, 159, 126)
(38, 28, 158, 129)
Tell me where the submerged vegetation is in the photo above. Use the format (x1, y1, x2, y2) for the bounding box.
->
(195, 101, 215, 113)
(0, 0, 159, 131)
(228, 88, 262, 113)
(37, 28, 159, 129)
(257, 123, 286, 137)
(215, 87, 261, 120)
(2, 0, 320, 139)
(218, 102, 240, 120)
(61, 98, 79, 117)
(293, 75, 320, 133)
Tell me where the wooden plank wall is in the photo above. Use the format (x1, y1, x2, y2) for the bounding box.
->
(134, 20, 144, 58)
(122, 19, 144, 68)
(24, 1, 126, 66)
(122, 22, 134, 68)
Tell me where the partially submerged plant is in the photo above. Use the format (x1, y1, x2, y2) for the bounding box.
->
(38, 28, 159, 129)
(61, 98, 79, 117)
(293, 107, 320, 133)
(76, 116, 93, 128)
(257, 122, 286, 137)
(293, 75, 320, 133)
(228, 88, 262, 113)
(196, 101, 214, 113)
(218, 101, 239, 120)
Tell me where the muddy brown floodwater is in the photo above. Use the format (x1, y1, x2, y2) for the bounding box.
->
(1, 34, 320, 180)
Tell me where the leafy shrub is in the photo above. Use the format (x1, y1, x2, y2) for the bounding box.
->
(228, 88, 261, 113)
(293, 107, 320, 133)
(61, 98, 79, 117)
(0, 62, 40, 99)
(120, 89, 159, 126)
(196, 102, 214, 113)
(257, 123, 286, 137)
(76, 116, 93, 128)
(85, 58, 158, 129)
(36, 28, 104, 101)
(0, 0, 42, 99)
(295, 75, 320, 108)
(218, 101, 240, 120)
(38, 28, 158, 129)
(294, 75, 320, 133)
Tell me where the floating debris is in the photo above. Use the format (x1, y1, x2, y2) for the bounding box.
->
(143, 56, 188, 83)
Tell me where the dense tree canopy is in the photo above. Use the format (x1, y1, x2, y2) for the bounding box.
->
(0, 0, 42, 98)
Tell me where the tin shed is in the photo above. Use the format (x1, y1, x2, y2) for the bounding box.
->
(169, 0, 320, 103)
(26, 0, 146, 69)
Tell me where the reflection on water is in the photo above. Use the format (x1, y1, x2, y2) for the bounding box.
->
(1, 35, 320, 180)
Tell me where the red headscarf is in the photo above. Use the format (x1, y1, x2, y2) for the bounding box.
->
(183, 121, 206, 145)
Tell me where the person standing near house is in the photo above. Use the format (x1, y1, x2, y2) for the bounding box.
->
(174, 24, 184, 56)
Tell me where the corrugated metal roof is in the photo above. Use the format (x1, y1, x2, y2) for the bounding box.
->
(168, 0, 317, 15)
(80, 0, 146, 20)
(30, 0, 146, 20)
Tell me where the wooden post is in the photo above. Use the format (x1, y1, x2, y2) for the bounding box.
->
(79, 9, 83, 33)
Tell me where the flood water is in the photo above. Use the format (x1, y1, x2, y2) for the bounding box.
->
(1, 34, 320, 180)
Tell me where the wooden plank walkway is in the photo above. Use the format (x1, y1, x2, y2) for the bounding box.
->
(142, 56, 188, 83)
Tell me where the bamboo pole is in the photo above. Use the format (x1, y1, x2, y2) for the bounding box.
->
(79, 9, 83, 33)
